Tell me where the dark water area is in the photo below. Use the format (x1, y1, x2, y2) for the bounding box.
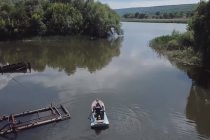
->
(0, 22, 210, 140)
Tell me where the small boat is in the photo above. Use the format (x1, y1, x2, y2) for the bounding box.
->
(0, 62, 31, 73)
(90, 99, 109, 128)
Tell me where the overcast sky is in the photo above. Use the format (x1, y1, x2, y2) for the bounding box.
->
(98, 0, 199, 9)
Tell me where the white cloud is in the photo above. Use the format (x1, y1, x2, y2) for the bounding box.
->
(0, 75, 9, 90)
(0, 70, 38, 91)
(100, 0, 199, 9)
(19, 49, 173, 98)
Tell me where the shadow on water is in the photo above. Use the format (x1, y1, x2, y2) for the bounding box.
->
(150, 39, 210, 138)
(184, 67, 210, 138)
(165, 60, 210, 138)
(0, 36, 124, 76)
(0, 133, 17, 140)
(91, 126, 109, 135)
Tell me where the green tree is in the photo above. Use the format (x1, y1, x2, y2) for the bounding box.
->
(24, 0, 42, 18)
(29, 8, 46, 35)
(10, 7, 30, 36)
(134, 12, 139, 18)
(15, 0, 24, 8)
(163, 12, 169, 19)
(123, 13, 132, 18)
(44, 3, 82, 35)
(138, 13, 147, 19)
(155, 11, 160, 15)
(0, 17, 8, 40)
(169, 12, 175, 18)
(84, 1, 121, 37)
(129, 13, 135, 18)
(72, 0, 85, 12)
(188, 1, 210, 67)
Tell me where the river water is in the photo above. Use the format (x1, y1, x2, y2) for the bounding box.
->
(0, 22, 210, 140)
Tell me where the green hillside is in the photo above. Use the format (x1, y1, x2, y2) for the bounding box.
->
(114, 4, 198, 16)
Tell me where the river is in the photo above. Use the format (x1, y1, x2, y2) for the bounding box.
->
(0, 22, 210, 140)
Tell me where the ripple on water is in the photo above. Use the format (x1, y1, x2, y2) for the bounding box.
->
(107, 104, 158, 138)
(169, 110, 200, 139)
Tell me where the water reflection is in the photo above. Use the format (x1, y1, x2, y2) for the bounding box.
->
(184, 67, 210, 138)
(91, 126, 109, 135)
(0, 36, 123, 75)
(163, 61, 210, 138)
(0, 133, 17, 140)
(0, 23, 203, 140)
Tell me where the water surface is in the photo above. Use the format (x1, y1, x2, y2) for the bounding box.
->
(0, 22, 210, 140)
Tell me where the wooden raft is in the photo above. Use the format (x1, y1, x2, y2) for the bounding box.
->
(0, 104, 70, 135)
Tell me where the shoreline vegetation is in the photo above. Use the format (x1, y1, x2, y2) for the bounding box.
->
(121, 18, 189, 23)
(121, 8, 195, 23)
(0, 0, 123, 41)
(149, 1, 210, 68)
(121, 5, 195, 23)
(114, 4, 197, 16)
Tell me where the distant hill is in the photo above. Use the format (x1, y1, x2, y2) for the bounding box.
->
(114, 4, 198, 16)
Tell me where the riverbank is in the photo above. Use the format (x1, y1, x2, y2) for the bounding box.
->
(121, 18, 189, 23)
(149, 30, 202, 66)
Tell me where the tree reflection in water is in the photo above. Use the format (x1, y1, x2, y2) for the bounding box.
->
(0, 36, 123, 76)
(169, 62, 210, 138)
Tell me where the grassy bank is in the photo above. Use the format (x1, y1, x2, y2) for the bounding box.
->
(121, 18, 189, 23)
(149, 30, 202, 66)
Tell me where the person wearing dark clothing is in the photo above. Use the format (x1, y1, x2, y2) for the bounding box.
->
(94, 103, 102, 120)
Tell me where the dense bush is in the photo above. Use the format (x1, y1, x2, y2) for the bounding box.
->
(188, 1, 210, 66)
(150, 30, 194, 50)
(0, 0, 123, 40)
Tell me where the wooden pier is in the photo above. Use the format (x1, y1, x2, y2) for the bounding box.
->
(0, 104, 71, 135)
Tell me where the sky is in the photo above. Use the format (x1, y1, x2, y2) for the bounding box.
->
(98, 0, 199, 9)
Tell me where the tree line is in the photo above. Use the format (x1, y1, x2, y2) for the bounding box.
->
(123, 10, 195, 19)
(0, 0, 123, 41)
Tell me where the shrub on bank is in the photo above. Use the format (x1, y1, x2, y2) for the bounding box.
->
(149, 30, 202, 65)
(177, 31, 194, 48)
(150, 30, 194, 50)
(167, 39, 179, 50)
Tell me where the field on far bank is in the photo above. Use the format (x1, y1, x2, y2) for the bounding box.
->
(121, 18, 189, 23)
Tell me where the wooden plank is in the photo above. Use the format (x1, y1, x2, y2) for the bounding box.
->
(37, 111, 40, 119)
(61, 104, 71, 117)
(11, 115, 15, 124)
(53, 107, 61, 118)
(0, 118, 62, 135)
(0, 105, 71, 135)
(0, 107, 52, 120)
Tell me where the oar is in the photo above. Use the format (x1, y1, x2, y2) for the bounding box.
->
(88, 112, 93, 120)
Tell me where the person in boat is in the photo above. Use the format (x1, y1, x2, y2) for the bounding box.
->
(94, 103, 102, 120)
